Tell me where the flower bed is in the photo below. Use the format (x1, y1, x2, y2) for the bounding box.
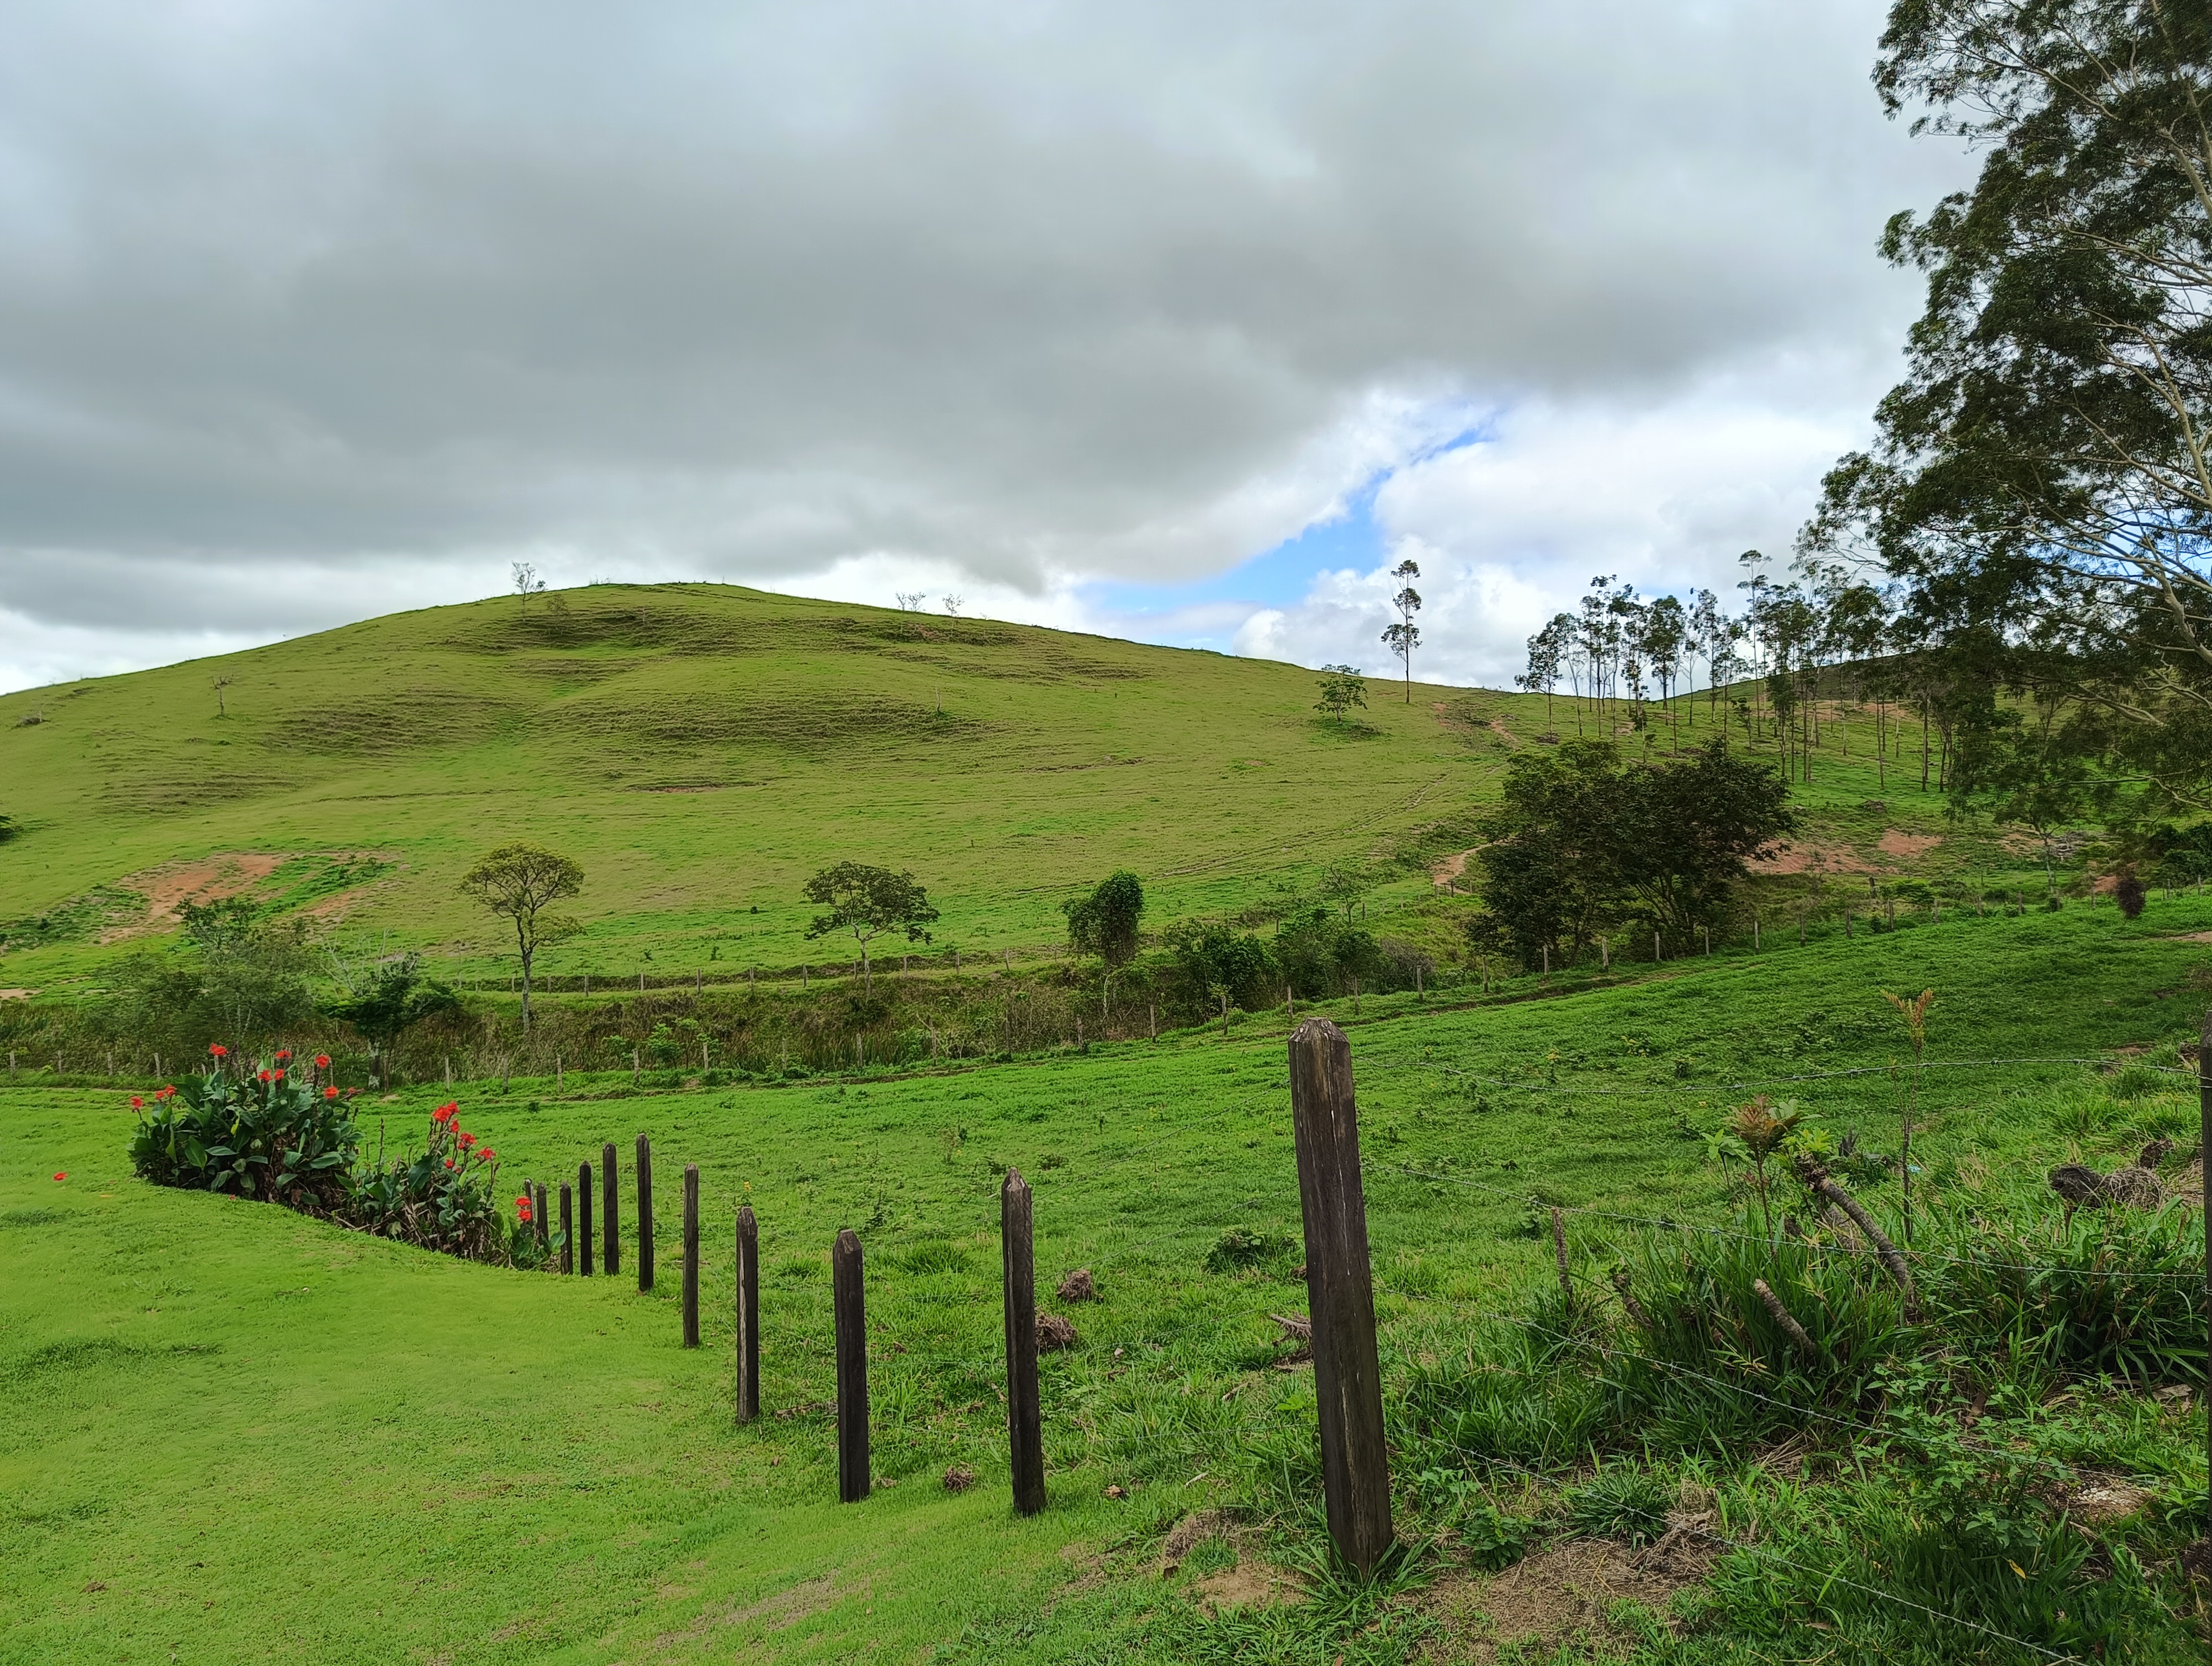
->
(130, 1048, 543, 1267)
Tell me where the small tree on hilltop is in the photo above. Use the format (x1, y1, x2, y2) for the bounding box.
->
(1314, 665, 1368, 726)
(803, 862, 939, 995)
(459, 843, 584, 1034)
(1063, 870, 1145, 1016)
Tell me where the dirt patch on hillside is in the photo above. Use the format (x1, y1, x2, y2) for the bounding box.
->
(1749, 842, 1867, 876)
(0, 989, 29, 1001)
(1432, 848, 1485, 889)
(102, 854, 291, 942)
(1879, 830, 1943, 859)
(1421, 1535, 1714, 1662)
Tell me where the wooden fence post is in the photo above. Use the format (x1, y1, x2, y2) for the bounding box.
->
(683, 1163, 701, 1348)
(833, 1228, 870, 1502)
(637, 1136, 655, 1292)
(1001, 1170, 1045, 1516)
(602, 1143, 619, 1276)
(533, 1182, 549, 1254)
(736, 1203, 760, 1423)
(1287, 1018, 1394, 1576)
(577, 1162, 594, 1275)
(559, 1183, 574, 1274)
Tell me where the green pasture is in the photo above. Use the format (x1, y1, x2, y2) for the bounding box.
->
(5, 899, 2208, 1662)
(0, 582, 2047, 1005)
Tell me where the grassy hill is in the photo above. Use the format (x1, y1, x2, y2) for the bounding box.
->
(4, 902, 2206, 1662)
(0, 582, 1515, 991)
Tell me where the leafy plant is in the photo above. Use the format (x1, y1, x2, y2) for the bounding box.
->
(348, 1101, 510, 1263)
(130, 1047, 357, 1210)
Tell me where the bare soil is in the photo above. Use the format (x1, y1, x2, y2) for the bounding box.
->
(1420, 1533, 1714, 1663)
(104, 853, 291, 942)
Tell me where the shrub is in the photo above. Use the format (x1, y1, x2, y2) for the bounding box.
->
(348, 1100, 515, 1264)
(129, 1047, 357, 1212)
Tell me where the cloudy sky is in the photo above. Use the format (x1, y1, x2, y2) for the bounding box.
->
(0, 0, 1967, 695)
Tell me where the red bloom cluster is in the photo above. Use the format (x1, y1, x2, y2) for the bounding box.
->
(130, 1095, 143, 1109)
(323, 1086, 339, 1100)
(432, 1102, 459, 1126)
(514, 1194, 535, 1223)
(257, 1069, 273, 1082)
(274, 1049, 292, 1062)
(208, 1044, 228, 1059)
(477, 1147, 496, 1163)
(314, 1054, 331, 1068)
(456, 1130, 476, 1151)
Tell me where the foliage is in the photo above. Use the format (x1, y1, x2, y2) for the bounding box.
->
(1382, 558, 1421, 700)
(1806, 0, 2212, 804)
(1476, 738, 1795, 967)
(1271, 908, 1383, 1002)
(1166, 922, 1278, 1015)
(801, 861, 938, 994)
(1062, 871, 1144, 971)
(1311, 664, 1368, 724)
(322, 952, 459, 1087)
(458, 843, 583, 1032)
(348, 1100, 519, 1264)
(106, 899, 318, 1054)
(129, 1049, 358, 1210)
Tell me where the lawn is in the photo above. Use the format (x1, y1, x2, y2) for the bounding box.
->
(5, 898, 2208, 1662)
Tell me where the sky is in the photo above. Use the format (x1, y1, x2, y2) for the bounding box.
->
(0, 1, 1972, 696)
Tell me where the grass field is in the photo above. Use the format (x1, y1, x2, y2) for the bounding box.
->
(0, 582, 2059, 1015)
(6, 897, 2208, 1662)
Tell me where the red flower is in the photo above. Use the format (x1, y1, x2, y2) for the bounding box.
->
(130, 1096, 144, 1109)
(256, 1069, 272, 1083)
(314, 1054, 331, 1068)
(432, 1102, 458, 1125)
(272, 1069, 285, 1081)
(274, 1050, 291, 1062)
(515, 1197, 533, 1221)
(443, 1157, 456, 1169)
(209, 1044, 228, 1058)
(456, 1131, 476, 1150)
(52, 1171, 65, 1182)
(476, 1147, 495, 1162)
(323, 1086, 339, 1100)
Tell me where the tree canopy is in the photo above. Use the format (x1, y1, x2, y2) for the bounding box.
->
(1473, 739, 1795, 968)
(1063, 871, 1144, 970)
(802, 862, 938, 994)
(1805, 0, 2212, 803)
(458, 843, 583, 1032)
(323, 953, 460, 1087)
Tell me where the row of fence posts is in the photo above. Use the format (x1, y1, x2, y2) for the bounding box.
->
(518, 1019, 1393, 1565)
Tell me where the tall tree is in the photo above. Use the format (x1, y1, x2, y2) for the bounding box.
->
(1382, 559, 1423, 701)
(1517, 614, 1574, 733)
(459, 843, 583, 1033)
(1805, 0, 2212, 803)
(802, 862, 939, 995)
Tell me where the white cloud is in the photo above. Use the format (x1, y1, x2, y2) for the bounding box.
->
(0, 0, 1968, 691)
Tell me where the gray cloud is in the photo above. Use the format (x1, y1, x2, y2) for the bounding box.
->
(0, 0, 1963, 679)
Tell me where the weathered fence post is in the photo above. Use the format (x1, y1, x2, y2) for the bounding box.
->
(577, 1162, 594, 1275)
(683, 1163, 701, 1348)
(601, 1143, 620, 1276)
(637, 1135, 655, 1291)
(558, 1183, 574, 1274)
(833, 1228, 870, 1502)
(735, 1203, 760, 1423)
(1287, 1018, 1393, 1576)
(1001, 1170, 1045, 1516)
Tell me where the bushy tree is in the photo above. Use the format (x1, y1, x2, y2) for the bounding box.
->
(802, 862, 938, 994)
(1167, 923, 1277, 1015)
(1273, 908, 1384, 1001)
(106, 896, 318, 1053)
(1475, 740, 1795, 966)
(1063, 870, 1144, 1014)
(1314, 665, 1368, 725)
(323, 952, 460, 1088)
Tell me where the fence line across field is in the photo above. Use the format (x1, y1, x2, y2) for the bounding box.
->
(1373, 1159, 2211, 1281)
(1417, 1052, 2202, 1102)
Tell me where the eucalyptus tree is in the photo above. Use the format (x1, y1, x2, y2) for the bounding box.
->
(1382, 558, 1423, 702)
(1517, 614, 1574, 732)
(1805, 0, 2212, 805)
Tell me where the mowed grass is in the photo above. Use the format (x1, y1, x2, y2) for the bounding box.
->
(4, 900, 2208, 1663)
(0, 582, 1510, 988)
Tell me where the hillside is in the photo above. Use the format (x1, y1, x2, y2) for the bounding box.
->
(0, 583, 1507, 989)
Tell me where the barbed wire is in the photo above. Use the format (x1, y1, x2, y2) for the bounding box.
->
(1416, 1053, 2200, 1101)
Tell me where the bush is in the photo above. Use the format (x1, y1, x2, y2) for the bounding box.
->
(130, 1056, 532, 1267)
(129, 1048, 357, 1211)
